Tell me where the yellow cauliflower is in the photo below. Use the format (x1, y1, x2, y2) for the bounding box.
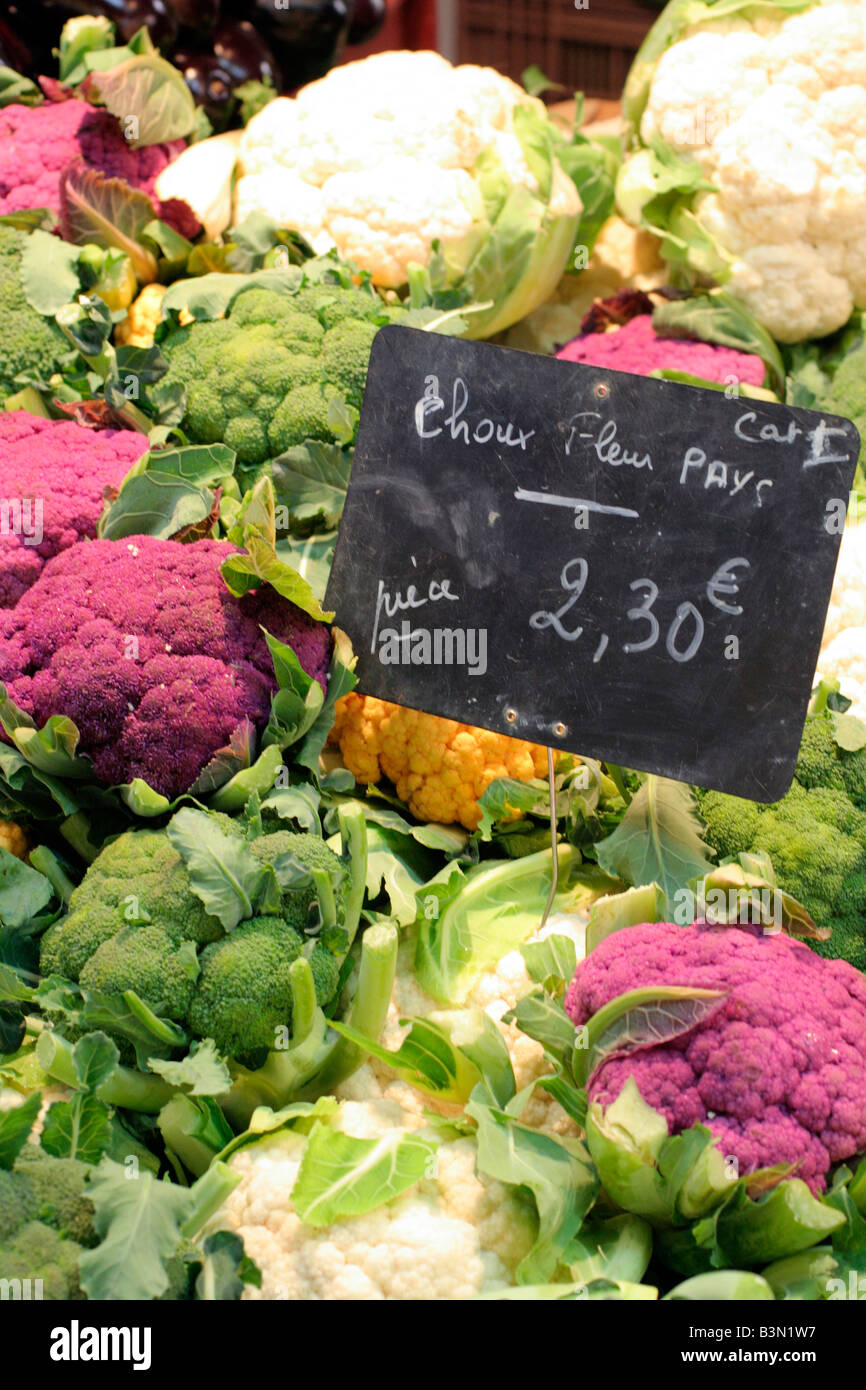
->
(115, 283, 169, 348)
(0, 820, 27, 859)
(330, 693, 550, 830)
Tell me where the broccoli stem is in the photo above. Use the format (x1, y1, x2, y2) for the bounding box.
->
(158, 1094, 234, 1179)
(310, 866, 338, 933)
(36, 1030, 176, 1113)
(289, 956, 317, 1044)
(296, 919, 399, 1100)
(28, 846, 77, 904)
(179, 1162, 241, 1240)
(337, 804, 367, 951)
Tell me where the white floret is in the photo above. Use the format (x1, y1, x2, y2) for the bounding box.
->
(726, 242, 854, 344)
(817, 524, 866, 715)
(214, 1097, 534, 1300)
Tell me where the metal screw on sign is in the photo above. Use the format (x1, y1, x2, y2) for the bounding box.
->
(539, 745, 559, 930)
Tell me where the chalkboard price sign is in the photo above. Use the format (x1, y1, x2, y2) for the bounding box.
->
(325, 326, 861, 801)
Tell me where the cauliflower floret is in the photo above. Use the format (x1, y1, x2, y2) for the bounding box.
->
(233, 170, 334, 255)
(726, 242, 854, 344)
(337, 912, 587, 1137)
(214, 1097, 535, 1300)
(319, 159, 485, 289)
(641, 32, 771, 157)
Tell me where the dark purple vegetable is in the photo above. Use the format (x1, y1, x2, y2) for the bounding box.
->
(347, 0, 386, 45)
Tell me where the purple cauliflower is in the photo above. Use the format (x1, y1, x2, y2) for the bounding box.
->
(0, 100, 185, 217)
(0, 411, 148, 609)
(556, 312, 767, 387)
(564, 922, 866, 1193)
(0, 535, 331, 799)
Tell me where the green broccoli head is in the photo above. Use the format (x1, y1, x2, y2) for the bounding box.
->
(0, 225, 71, 402)
(0, 1220, 84, 1300)
(0, 1165, 37, 1240)
(694, 789, 760, 862)
(159, 270, 391, 465)
(187, 914, 305, 1060)
(78, 925, 198, 1023)
(697, 714, 866, 971)
(40, 829, 226, 983)
(248, 829, 348, 935)
(14, 1147, 96, 1247)
(39, 820, 352, 1065)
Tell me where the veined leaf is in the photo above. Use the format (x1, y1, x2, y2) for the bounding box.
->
(290, 1122, 437, 1227)
(166, 808, 271, 931)
(0, 1091, 40, 1169)
(595, 777, 713, 917)
(41, 1094, 113, 1164)
(573, 985, 727, 1089)
(59, 164, 158, 283)
(84, 51, 195, 145)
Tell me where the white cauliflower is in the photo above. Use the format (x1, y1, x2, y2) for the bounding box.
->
(817, 521, 866, 715)
(619, 0, 866, 341)
(230, 50, 586, 338)
(212, 1097, 536, 1300)
(337, 912, 587, 1137)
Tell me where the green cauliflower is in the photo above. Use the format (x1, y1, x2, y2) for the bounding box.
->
(159, 279, 391, 467)
(697, 715, 866, 971)
(0, 224, 71, 402)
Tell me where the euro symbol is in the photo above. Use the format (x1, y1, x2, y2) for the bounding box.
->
(706, 556, 751, 616)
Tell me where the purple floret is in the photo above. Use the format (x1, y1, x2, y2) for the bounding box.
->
(0, 411, 148, 609)
(556, 314, 767, 387)
(564, 921, 866, 1193)
(0, 536, 331, 799)
(0, 100, 185, 216)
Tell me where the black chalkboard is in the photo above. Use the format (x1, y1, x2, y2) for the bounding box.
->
(325, 326, 861, 801)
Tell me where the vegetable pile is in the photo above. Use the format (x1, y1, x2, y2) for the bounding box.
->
(0, 2, 865, 1306)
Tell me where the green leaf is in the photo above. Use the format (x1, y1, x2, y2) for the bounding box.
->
(332, 1008, 514, 1107)
(166, 808, 271, 931)
(79, 1158, 199, 1300)
(260, 784, 322, 836)
(19, 230, 83, 316)
(271, 441, 352, 533)
(0, 1090, 40, 1168)
(41, 1093, 113, 1164)
(363, 824, 440, 926)
(71, 1030, 120, 1094)
(595, 777, 713, 917)
(59, 165, 158, 283)
(0, 65, 41, 107)
(57, 13, 115, 84)
(831, 711, 866, 753)
(415, 845, 601, 1006)
(573, 984, 726, 1089)
(476, 777, 546, 841)
(75, 987, 187, 1066)
(651, 290, 787, 397)
(221, 476, 332, 621)
(99, 444, 235, 541)
(504, 989, 578, 1069)
(294, 626, 358, 777)
(562, 1213, 654, 1286)
(290, 1121, 438, 1227)
(467, 1096, 598, 1283)
(148, 1039, 232, 1097)
(0, 846, 54, 929)
(585, 882, 668, 955)
(520, 935, 577, 993)
(521, 65, 565, 98)
(83, 52, 196, 145)
(194, 1230, 262, 1301)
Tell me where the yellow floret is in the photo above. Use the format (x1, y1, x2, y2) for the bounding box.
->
(115, 283, 170, 348)
(0, 820, 27, 859)
(330, 694, 550, 830)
